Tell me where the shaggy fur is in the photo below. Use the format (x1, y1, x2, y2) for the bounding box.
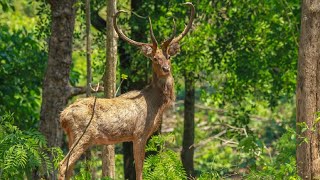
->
(58, 71, 175, 180)
(58, 3, 194, 179)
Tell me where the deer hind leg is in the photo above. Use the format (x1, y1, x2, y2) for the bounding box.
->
(58, 136, 92, 180)
(62, 132, 76, 179)
(65, 134, 78, 179)
(133, 139, 147, 180)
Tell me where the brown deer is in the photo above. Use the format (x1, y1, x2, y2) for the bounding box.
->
(58, 2, 195, 180)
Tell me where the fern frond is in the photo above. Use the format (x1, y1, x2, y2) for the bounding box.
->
(0, 112, 59, 179)
(144, 134, 187, 180)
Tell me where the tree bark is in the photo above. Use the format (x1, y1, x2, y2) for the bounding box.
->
(40, 0, 77, 147)
(102, 0, 117, 178)
(39, 0, 77, 178)
(84, 0, 96, 178)
(86, 0, 92, 98)
(296, 1, 320, 179)
(91, 8, 106, 33)
(181, 73, 195, 178)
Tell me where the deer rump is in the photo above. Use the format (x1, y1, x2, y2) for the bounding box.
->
(60, 88, 166, 146)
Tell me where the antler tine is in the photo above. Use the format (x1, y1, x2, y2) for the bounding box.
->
(171, 2, 195, 44)
(113, 10, 149, 47)
(161, 18, 177, 50)
(148, 17, 158, 48)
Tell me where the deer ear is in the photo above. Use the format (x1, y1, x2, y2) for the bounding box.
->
(141, 45, 154, 58)
(168, 42, 180, 56)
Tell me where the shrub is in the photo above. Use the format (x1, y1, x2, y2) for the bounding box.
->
(143, 134, 187, 180)
(0, 113, 63, 179)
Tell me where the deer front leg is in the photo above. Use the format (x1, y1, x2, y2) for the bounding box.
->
(133, 139, 147, 180)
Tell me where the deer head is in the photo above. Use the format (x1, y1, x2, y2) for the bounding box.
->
(113, 2, 195, 78)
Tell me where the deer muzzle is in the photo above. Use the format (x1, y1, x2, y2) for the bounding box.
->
(162, 66, 170, 73)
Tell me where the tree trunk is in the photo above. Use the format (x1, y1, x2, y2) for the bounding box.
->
(181, 73, 195, 178)
(102, 0, 117, 178)
(123, 140, 136, 180)
(296, 1, 320, 179)
(122, 0, 148, 179)
(84, 0, 96, 178)
(40, 0, 77, 148)
(39, 0, 77, 178)
(86, 0, 92, 98)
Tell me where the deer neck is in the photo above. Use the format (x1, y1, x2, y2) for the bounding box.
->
(151, 72, 175, 104)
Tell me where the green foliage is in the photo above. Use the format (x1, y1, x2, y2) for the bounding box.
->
(0, 0, 303, 179)
(246, 128, 300, 179)
(0, 0, 38, 32)
(144, 134, 187, 180)
(202, 0, 299, 106)
(0, 113, 62, 179)
(0, 1, 49, 130)
(73, 163, 92, 180)
(195, 141, 237, 177)
(0, 24, 47, 129)
(72, 148, 105, 180)
(198, 172, 221, 180)
(34, 0, 51, 49)
(114, 153, 125, 180)
(0, 0, 15, 12)
(173, 93, 297, 178)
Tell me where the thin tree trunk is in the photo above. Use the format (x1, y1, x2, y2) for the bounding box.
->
(86, 0, 92, 97)
(39, 0, 77, 178)
(296, 1, 320, 179)
(122, 0, 147, 178)
(102, 0, 117, 178)
(84, 0, 95, 178)
(181, 73, 195, 178)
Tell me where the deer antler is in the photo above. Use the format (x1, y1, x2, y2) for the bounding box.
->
(113, 10, 159, 51)
(113, 10, 152, 47)
(148, 17, 158, 49)
(171, 2, 195, 44)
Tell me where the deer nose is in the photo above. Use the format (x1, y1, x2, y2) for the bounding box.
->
(162, 66, 170, 72)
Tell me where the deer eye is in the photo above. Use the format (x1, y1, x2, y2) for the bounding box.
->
(167, 55, 171, 59)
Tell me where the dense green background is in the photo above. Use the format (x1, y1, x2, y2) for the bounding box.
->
(0, 0, 300, 179)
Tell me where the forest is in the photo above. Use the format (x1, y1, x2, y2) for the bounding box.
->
(1, 0, 319, 179)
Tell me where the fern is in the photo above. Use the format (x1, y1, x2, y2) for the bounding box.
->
(0, 113, 61, 179)
(143, 134, 187, 180)
(51, 147, 64, 169)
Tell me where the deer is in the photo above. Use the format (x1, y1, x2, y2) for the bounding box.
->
(58, 2, 195, 180)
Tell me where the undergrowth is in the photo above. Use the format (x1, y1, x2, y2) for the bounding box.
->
(245, 128, 300, 179)
(0, 113, 63, 179)
(143, 134, 187, 180)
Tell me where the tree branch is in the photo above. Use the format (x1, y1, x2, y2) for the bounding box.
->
(69, 85, 104, 98)
(91, 7, 106, 33)
(189, 130, 227, 149)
